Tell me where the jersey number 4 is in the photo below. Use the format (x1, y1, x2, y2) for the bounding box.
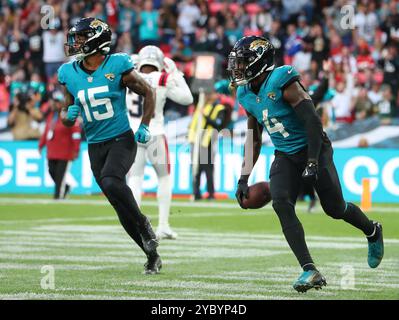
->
(77, 86, 114, 122)
(262, 110, 289, 138)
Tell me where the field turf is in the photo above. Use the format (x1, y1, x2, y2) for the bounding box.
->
(0, 195, 398, 300)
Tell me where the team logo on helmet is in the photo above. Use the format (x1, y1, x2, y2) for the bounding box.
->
(90, 19, 108, 30)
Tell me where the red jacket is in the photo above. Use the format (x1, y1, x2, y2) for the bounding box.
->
(39, 111, 81, 160)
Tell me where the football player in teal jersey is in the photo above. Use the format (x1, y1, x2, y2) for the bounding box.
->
(229, 36, 384, 293)
(59, 18, 161, 274)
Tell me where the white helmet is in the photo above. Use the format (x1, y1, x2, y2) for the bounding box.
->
(137, 45, 164, 71)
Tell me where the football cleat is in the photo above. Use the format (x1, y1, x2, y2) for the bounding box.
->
(143, 253, 162, 275)
(156, 228, 178, 240)
(367, 222, 384, 268)
(293, 270, 327, 293)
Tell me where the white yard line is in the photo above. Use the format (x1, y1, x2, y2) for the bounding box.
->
(1, 197, 399, 213)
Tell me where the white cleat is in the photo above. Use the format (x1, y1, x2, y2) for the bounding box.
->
(156, 228, 178, 240)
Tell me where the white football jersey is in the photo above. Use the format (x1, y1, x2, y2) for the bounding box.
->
(126, 71, 193, 136)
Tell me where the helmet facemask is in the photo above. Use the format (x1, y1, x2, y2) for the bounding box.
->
(227, 51, 249, 86)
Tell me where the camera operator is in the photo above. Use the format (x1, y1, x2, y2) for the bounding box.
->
(7, 91, 43, 140)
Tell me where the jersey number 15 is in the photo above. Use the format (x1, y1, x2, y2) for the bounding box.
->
(77, 86, 114, 122)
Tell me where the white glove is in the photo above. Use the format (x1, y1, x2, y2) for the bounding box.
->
(163, 57, 183, 77)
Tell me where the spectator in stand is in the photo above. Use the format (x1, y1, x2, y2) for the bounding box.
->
(265, 20, 285, 67)
(225, 17, 243, 48)
(284, 24, 302, 64)
(331, 62, 355, 123)
(39, 91, 81, 199)
(292, 36, 313, 72)
(309, 22, 329, 70)
(7, 29, 28, 74)
(377, 84, 396, 123)
(192, 27, 210, 52)
(138, 0, 160, 47)
(159, 0, 178, 45)
(378, 43, 399, 102)
(177, 0, 200, 45)
(353, 86, 375, 120)
(354, 2, 379, 45)
(7, 92, 43, 140)
(26, 20, 44, 77)
(0, 69, 9, 112)
(0, 45, 9, 75)
(42, 18, 65, 80)
(170, 27, 192, 62)
(196, 1, 209, 29)
(209, 26, 231, 59)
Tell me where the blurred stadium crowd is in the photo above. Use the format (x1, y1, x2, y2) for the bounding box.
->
(0, 0, 398, 142)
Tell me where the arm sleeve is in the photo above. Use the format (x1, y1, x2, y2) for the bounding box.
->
(294, 99, 324, 163)
(165, 73, 194, 105)
(309, 76, 329, 106)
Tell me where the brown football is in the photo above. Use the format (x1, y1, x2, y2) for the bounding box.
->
(241, 181, 271, 209)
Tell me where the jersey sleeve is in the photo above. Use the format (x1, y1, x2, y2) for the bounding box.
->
(277, 65, 300, 90)
(57, 64, 67, 85)
(117, 53, 135, 75)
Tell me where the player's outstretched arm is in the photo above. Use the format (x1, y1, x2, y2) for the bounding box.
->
(283, 81, 324, 181)
(122, 70, 156, 126)
(60, 86, 77, 127)
(241, 112, 263, 179)
(236, 112, 263, 207)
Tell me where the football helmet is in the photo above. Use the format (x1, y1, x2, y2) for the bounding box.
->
(228, 36, 275, 86)
(65, 17, 111, 60)
(137, 45, 164, 72)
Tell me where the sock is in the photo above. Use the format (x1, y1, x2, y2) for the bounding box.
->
(282, 222, 315, 269)
(273, 201, 315, 269)
(366, 222, 380, 242)
(343, 202, 374, 236)
(302, 263, 317, 272)
(157, 175, 172, 229)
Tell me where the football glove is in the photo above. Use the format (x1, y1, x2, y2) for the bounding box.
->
(66, 105, 80, 122)
(302, 161, 318, 184)
(235, 178, 249, 209)
(135, 123, 151, 144)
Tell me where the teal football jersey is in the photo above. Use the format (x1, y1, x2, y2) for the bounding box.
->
(58, 53, 134, 143)
(237, 65, 308, 154)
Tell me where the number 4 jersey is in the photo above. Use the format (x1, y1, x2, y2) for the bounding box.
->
(126, 69, 193, 136)
(57, 53, 134, 143)
(236, 65, 308, 154)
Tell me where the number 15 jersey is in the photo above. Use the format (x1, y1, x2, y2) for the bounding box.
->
(57, 53, 135, 143)
(236, 65, 308, 154)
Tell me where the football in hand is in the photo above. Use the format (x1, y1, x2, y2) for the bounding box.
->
(241, 182, 271, 209)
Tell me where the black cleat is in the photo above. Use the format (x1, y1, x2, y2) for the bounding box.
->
(144, 253, 162, 275)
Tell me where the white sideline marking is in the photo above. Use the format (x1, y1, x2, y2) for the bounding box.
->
(1, 197, 399, 213)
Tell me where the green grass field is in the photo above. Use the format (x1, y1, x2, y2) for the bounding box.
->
(0, 194, 398, 300)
